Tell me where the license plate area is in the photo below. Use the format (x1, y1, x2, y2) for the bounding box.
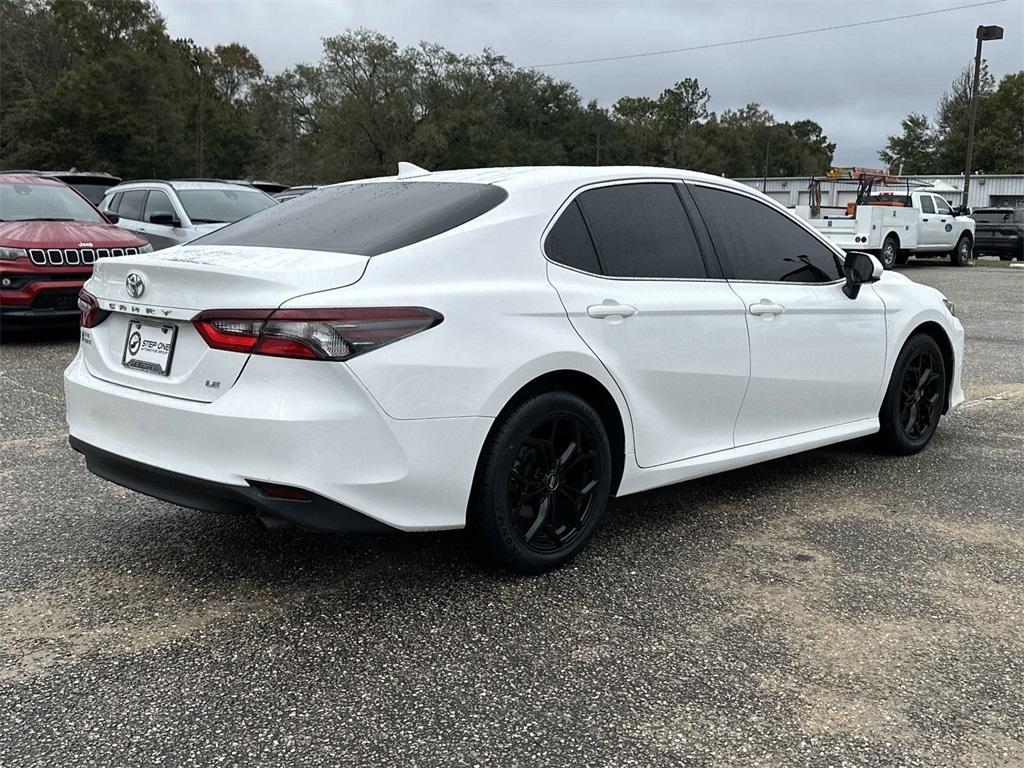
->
(122, 320, 177, 376)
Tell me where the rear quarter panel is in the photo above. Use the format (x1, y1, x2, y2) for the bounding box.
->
(279, 197, 636, 451)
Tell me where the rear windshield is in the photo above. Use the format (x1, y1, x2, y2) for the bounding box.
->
(194, 181, 508, 256)
(177, 188, 275, 224)
(66, 182, 116, 205)
(972, 209, 1017, 224)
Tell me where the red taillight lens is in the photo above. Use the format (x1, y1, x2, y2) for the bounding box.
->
(77, 289, 110, 328)
(193, 307, 442, 361)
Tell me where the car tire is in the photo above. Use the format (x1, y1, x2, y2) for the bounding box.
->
(876, 333, 947, 455)
(949, 234, 972, 266)
(880, 235, 899, 269)
(469, 391, 613, 574)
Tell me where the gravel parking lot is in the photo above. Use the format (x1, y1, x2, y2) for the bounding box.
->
(1, 262, 1022, 767)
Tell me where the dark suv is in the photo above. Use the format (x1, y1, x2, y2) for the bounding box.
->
(972, 207, 1024, 261)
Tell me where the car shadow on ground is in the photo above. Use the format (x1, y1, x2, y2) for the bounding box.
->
(58, 434, 876, 596)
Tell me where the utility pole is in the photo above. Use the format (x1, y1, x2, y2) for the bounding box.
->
(963, 24, 1003, 209)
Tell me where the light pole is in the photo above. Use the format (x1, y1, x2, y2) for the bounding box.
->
(962, 24, 1003, 209)
(190, 55, 205, 177)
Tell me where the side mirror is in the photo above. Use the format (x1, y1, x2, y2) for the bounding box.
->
(105, 212, 120, 224)
(842, 251, 883, 299)
(149, 212, 180, 227)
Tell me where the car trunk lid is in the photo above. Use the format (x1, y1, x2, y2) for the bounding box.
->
(80, 244, 369, 402)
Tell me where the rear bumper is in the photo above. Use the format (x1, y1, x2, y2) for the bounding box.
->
(69, 436, 393, 532)
(64, 352, 493, 531)
(974, 236, 1021, 256)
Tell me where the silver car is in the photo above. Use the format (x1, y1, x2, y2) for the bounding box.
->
(99, 180, 276, 250)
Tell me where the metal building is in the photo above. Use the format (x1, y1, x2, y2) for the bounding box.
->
(734, 174, 1024, 210)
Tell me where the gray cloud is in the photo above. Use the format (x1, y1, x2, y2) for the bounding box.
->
(156, 0, 1024, 166)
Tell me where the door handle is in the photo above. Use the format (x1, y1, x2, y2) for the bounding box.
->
(922, 218, 930, 222)
(587, 301, 637, 319)
(749, 300, 786, 317)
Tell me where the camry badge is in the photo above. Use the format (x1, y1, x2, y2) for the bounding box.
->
(125, 272, 146, 299)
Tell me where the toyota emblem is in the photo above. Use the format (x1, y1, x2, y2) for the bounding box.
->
(125, 272, 145, 299)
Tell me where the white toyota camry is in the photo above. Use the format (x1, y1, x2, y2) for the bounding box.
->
(65, 166, 965, 573)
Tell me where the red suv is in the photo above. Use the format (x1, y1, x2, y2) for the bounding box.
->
(0, 174, 151, 324)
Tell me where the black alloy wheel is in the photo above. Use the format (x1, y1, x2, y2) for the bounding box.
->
(508, 414, 601, 553)
(471, 391, 612, 573)
(896, 348, 944, 441)
(877, 334, 947, 455)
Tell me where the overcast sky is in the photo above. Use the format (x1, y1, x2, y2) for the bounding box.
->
(155, 0, 1023, 167)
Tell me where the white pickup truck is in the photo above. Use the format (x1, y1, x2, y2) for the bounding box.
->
(795, 189, 975, 268)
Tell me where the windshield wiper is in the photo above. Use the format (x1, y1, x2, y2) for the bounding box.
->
(14, 217, 77, 222)
(190, 218, 228, 224)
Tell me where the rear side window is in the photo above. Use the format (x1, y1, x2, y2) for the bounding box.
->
(575, 183, 707, 279)
(544, 201, 601, 273)
(196, 182, 508, 256)
(920, 196, 935, 214)
(691, 185, 842, 283)
(118, 190, 148, 221)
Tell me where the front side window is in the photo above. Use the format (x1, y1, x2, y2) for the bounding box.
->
(920, 196, 935, 214)
(0, 182, 105, 223)
(196, 182, 508, 256)
(574, 183, 707, 279)
(144, 190, 177, 223)
(105, 192, 123, 213)
(934, 197, 952, 215)
(690, 185, 842, 283)
(176, 188, 275, 225)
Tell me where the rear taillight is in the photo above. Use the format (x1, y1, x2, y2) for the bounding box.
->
(193, 307, 442, 361)
(78, 289, 110, 328)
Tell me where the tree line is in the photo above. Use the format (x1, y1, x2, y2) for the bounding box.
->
(879, 65, 1023, 176)
(1, 0, 1019, 186)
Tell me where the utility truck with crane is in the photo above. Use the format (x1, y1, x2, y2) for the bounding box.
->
(793, 168, 975, 268)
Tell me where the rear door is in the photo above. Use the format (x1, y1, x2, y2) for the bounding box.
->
(113, 189, 150, 240)
(545, 181, 749, 467)
(688, 183, 887, 446)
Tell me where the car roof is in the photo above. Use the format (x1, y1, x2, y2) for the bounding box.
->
(0, 173, 66, 186)
(105, 179, 266, 194)
(339, 165, 757, 197)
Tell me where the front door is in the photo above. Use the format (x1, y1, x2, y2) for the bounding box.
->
(544, 182, 750, 467)
(689, 183, 888, 446)
(918, 194, 947, 249)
